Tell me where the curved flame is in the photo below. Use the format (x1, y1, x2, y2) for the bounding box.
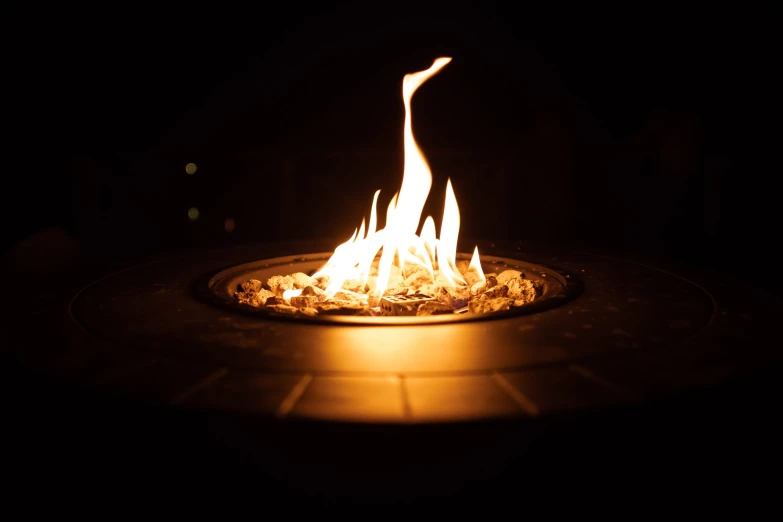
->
(374, 57, 452, 297)
(313, 58, 484, 303)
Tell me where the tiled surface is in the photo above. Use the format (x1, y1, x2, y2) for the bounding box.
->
(180, 372, 303, 414)
(68, 244, 717, 374)
(405, 375, 524, 421)
(16, 242, 769, 424)
(579, 349, 740, 400)
(48, 348, 162, 386)
(94, 358, 224, 404)
(290, 376, 406, 422)
(500, 367, 622, 414)
(79, 355, 735, 421)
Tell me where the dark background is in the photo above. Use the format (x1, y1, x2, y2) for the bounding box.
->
(2, 4, 780, 505)
(4, 4, 777, 281)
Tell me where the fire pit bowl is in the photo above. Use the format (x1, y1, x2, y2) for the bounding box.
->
(12, 239, 766, 426)
(203, 251, 579, 325)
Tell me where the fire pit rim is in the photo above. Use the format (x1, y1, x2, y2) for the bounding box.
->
(198, 251, 583, 325)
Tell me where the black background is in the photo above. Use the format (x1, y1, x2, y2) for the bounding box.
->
(3, 3, 780, 506)
(4, 3, 777, 281)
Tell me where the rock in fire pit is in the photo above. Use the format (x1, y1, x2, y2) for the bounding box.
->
(233, 258, 542, 318)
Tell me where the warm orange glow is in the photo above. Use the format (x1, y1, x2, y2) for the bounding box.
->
(312, 57, 484, 302)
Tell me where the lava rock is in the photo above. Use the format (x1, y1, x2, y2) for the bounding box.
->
(506, 276, 538, 302)
(234, 291, 261, 307)
(481, 284, 509, 300)
(240, 279, 263, 293)
(264, 296, 283, 306)
(463, 269, 484, 287)
(496, 270, 523, 286)
(267, 304, 298, 314)
(290, 295, 319, 309)
(292, 272, 314, 289)
(416, 302, 454, 316)
(417, 283, 441, 297)
(403, 265, 432, 288)
(267, 275, 297, 296)
(439, 286, 471, 309)
(383, 282, 409, 296)
(469, 297, 512, 314)
(315, 303, 365, 315)
(301, 285, 326, 300)
(257, 288, 275, 304)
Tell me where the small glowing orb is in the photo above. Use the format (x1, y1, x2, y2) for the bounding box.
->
(185, 163, 197, 175)
(224, 217, 236, 232)
(188, 207, 200, 221)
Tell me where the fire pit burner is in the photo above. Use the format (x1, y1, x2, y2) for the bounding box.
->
(205, 252, 578, 324)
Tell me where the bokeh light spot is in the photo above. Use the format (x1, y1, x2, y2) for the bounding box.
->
(188, 207, 200, 221)
(224, 218, 236, 232)
(185, 163, 197, 175)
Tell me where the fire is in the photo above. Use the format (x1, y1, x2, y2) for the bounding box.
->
(312, 57, 484, 304)
(232, 58, 544, 319)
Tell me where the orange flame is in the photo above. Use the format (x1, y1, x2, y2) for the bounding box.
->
(312, 57, 483, 302)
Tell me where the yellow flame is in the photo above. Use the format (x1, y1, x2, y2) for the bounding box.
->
(367, 189, 381, 236)
(437, 178, 466, 287)
(469, 245, 486, 284)
(357, 218, 366, 243)
(375, 58, 451, 296)
(282, 288, 303, 303)
(397, 57, 452, 240)
(420, 216, 437, 264)
(312, 57, 484, 302)
(356, 191, 384, 285)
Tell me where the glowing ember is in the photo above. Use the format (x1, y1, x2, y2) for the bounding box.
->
(233, 58, 542, 317)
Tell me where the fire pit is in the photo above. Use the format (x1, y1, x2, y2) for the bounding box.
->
(50, 239, 745, 422)
(7, 45, 779, 506)
(205, 251, 578, 324)
(226, 58, 550, 322)
(8, 235, 776, 503)
(17, 58, 772, 428)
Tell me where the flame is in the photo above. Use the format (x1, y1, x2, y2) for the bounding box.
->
(436, 178, 465, 287)
(313, 57, 484, 302)
(469, 245, 486, 284)
(282, 288, 303, 303)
